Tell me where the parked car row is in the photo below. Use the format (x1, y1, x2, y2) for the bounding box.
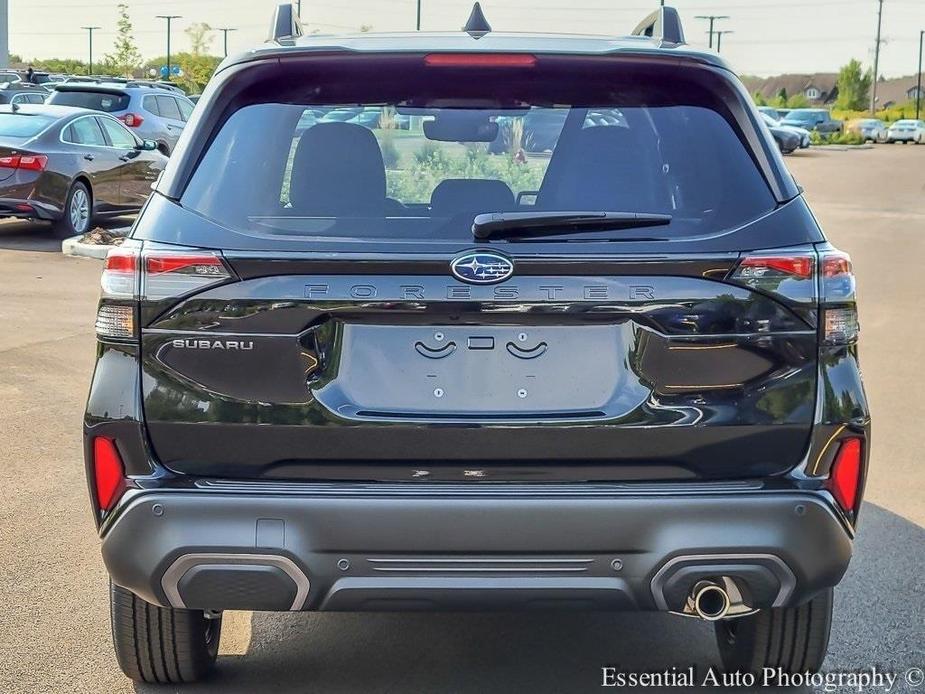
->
(0, 104, 166, 237)
(757, 107, 810, 154)
(0, 71, 202, 236)
(843, 117, 925, 144)
(295, 106, 412, 132)
(759, 106, 924, 145)
(47, 83, 195, 155)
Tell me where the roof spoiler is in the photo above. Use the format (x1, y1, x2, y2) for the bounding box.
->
(631, 6, 685, 45)
(268, 3, 304, 45)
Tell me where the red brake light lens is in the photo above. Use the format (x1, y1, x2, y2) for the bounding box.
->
(105, 248, 138, 273)
(100, 247, 138, 298)
(827, 438, 863, 514)
(821, 251, 852, 278)
(142, 250, 231, 300)
(0, 153, 48, 171)
(734, 255, 814, 279)
(118, 113, 144, 127)
(93, 437, 125, 512)
(424, 53, 537, 68)
(145, 254, 224, 275)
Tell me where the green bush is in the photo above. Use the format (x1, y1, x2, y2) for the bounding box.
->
(379, 133, 401, 169)
(388, 147, 545, 203)
(413, 140, 442, 165)
(809, 130, 866, 146)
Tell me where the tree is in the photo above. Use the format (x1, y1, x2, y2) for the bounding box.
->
(32, 58, 89, 74)
(785, 93, 810, 108)
(835, 59, 872, 111)
(753, 91, 768, 106)
(105, 3, 142, 77)
(777, 87, 788, 103)
(185, 22, 213, 56)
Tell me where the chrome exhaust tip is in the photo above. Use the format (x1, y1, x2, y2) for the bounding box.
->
(692, 581, 731, 621)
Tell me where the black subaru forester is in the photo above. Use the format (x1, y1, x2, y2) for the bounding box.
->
(84, 5, 870, 684)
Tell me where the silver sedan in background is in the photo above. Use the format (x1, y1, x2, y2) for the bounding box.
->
(854, 118, 888, 143)
(887, 119, 925, 144)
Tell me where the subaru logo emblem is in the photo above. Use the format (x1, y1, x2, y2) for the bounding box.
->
(450, 252, 514, 285)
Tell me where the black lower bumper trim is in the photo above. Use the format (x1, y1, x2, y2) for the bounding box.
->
(101, 488, 852, 613)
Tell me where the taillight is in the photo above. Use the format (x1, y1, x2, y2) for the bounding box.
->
(731, 254, 814, 281)
(96, 246, 232, 339)
(819, 249, 858, 345)
(826, 437, 863, 515)
(0, 153, 48, 171)
(424, 53, 537, 68)
(118, 113, 144, 127)
(728, 251, 816, 307)
(96, 247, 138, 339)
(101, 247, 138, 297)
(93, 437, 125, 512)
(143, 250, 231, 300)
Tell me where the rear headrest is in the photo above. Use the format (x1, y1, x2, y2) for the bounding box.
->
(430, 178, 514, 217)
(538, 125, 664, 211)
(289, 122, 387, 216)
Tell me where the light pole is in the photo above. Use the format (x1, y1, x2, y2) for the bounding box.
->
(416, 0, 421, 30)
(715, 30, 733, 53)
(216, 27, 237, 58)
(870, 0, 884, 114)
(695, 15, 729, 49)
(156, 15, 182, 81)
(81, 26, 100, 75)
(917, 30, 924, 120)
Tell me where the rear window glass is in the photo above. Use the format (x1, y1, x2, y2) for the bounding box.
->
(180, 59, 776, 244)
(49, 90, 129, 112)
(65, 117, 106, 146)
(0, 113, 55, 137)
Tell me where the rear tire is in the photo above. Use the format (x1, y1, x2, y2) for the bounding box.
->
(110, 581, 221, 684)
(52, 180, 92, 239)
(714, 588, 833, 675)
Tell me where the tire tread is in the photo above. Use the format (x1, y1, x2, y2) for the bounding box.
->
(715, 588, 833, 675)
(109, 581, 220, 684)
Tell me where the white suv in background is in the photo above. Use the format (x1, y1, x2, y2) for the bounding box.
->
(48, 83, 195, 155)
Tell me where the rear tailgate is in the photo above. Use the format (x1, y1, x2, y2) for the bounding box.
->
(134, 51, 820, 482)
(139, 249, 818, 482)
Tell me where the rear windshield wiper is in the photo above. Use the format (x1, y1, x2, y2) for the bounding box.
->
(471, 211, 672, 240)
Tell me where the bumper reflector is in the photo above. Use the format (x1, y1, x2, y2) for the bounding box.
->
(93, 437, 125, 511)
(827, 437, 863, 514)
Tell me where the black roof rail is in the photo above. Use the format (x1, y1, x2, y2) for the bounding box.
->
(268, 3, 304, 45)
(631, 6, 685, 45)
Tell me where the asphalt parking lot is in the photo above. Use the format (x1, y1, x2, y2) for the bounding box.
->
(0, 146, 922, 693)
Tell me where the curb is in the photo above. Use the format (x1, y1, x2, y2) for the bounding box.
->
(811, 144, 875, 151)
(61, 227, 132, 259)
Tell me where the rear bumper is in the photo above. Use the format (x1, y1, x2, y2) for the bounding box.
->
(100, 485, 853, 613)
(0, 196, 60, 221)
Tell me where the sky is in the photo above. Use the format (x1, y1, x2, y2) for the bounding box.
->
(10, 0, 925, 78)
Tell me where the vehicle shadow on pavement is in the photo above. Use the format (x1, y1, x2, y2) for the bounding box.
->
(133, 503, 923, 694)
(0, 217, 134, 253)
